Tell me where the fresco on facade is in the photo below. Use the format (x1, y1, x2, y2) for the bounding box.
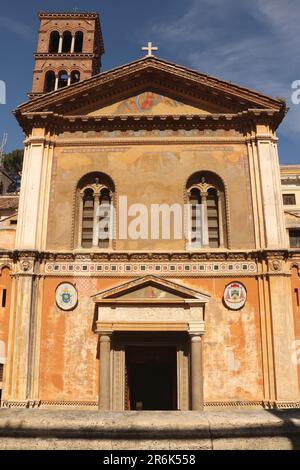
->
(89, 92, 211, 116)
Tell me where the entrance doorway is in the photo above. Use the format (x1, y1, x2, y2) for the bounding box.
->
(125, 346, 177, 410)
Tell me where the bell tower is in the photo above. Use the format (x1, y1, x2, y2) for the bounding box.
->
(30, 12, 104, 97)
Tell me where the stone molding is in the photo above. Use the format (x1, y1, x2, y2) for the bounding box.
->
(2, 399, 300, 410)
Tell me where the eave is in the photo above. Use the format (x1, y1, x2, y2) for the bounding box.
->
(15, 56, 286, 118)
(15, 108, 284, 135)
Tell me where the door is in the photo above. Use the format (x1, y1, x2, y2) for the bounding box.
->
(125, 345, 177, 410)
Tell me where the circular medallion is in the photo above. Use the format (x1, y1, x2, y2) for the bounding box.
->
(224, 282, 247, 310)
(55, 283, 78, 311)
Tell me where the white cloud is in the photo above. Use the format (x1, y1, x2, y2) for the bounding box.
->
(149, 0, 300, 137)
(0, 17, 33, 40)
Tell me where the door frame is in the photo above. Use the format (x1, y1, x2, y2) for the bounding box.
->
(111, 333, 190, 411)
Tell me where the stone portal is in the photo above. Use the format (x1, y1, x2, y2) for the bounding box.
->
(93, 276, 210, 411)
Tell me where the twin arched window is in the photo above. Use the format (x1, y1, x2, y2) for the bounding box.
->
(186, 172, 227, 249)
(44, 69, 81, 92)
(48, 31, 84, 53)
(77, 173, 115, 249)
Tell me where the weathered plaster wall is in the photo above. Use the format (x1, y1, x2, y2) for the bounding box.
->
(38, 276, 263, 403)
(39, 277, 101, 401)
(0, 230, 16, 250)
(46, 139, 255, 251)
(184, 277, 263, 401)
(291, 266, 300, 394)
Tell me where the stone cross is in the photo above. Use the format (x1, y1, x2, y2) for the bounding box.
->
(142, 42, 158, 57)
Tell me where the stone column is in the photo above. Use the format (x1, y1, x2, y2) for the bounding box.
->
(190, 334, 204, 411)
(67, 74, 71, 86)
(58, 35, 63, 53)
(3, 260, 39, 402)
(217, 191, 224, 248)
(109, 191, 114, 249)
(99, 334, 111, 410)
(54, 75, 59, 91)
(201, 193, 209, 248)
(77, 193, 84, 248)
(71, 35, 75, 53)
(93, 194, 100, 247)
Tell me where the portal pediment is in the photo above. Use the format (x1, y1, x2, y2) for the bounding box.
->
(92, 275, 210, 304)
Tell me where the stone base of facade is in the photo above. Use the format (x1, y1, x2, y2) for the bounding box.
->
(0, 409, 300, 450)
(2, 400, 300, 411)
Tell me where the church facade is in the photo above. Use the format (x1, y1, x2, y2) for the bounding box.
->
(0, 12, 300, 411)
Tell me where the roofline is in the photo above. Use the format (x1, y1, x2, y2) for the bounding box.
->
(16, 55, 285, 114)
(39, 11, 100, 19)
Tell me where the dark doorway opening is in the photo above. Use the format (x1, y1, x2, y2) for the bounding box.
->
(126, 346, 177, 410)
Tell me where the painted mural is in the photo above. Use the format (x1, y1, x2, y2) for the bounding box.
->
(89, 92, 211, 116)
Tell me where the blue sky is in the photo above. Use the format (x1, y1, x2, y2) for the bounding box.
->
(0, 0, 299, 163)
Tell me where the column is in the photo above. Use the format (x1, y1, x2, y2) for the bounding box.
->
(15, 140, 45, 250)
(58, 35, 63, 53)
(77, 193, 84, 248)
(217, 191, 224, 248)
(67, 74, 71, 86)
(54, 75, 59, 91)
(71, 34, 75, 53)
(4, 268, 37, 401)
(256, 134, 286, 248)
(93, 194, 100, 247)
(190, 334, 204, 411)
(109, 191, 114, 249)
(99, 334, 111, 410)
(201, 193, 209, 248)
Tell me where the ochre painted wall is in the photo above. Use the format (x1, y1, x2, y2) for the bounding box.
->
(0, 230, 16, 250)
(291, 267, 300, 393)
(38, 276, 263, 402)
(46, 139, 255, 251)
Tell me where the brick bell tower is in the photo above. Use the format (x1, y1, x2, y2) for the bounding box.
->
(30, 11, 105, 97)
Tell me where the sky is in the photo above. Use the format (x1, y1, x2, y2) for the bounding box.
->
(0, 0, 299, 163)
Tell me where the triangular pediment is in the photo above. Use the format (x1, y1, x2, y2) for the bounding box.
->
(16, 56, 285, 120)
(92, 275, 210, 303)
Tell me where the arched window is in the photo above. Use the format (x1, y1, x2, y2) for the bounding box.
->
(186, 172, 227, 249)
(58, 70, 68, 89)
(76, 173, 115, 249)
(71, 70, 80, 84)
(49, 31, 60, 53)
(74, 31, 83, 53)
(62, 31, 72, 53)
(44, 71, 56, 92)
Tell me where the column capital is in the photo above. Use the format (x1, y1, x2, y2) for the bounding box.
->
(188, 321, 205, 336)
(190, 335, 202, 343)
(98, 332, 113, 340)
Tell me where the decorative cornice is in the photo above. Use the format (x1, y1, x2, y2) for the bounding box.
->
(0, 249, 296, 264)
(16, 109, 282, 135)
(15, 56, 285, 125)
